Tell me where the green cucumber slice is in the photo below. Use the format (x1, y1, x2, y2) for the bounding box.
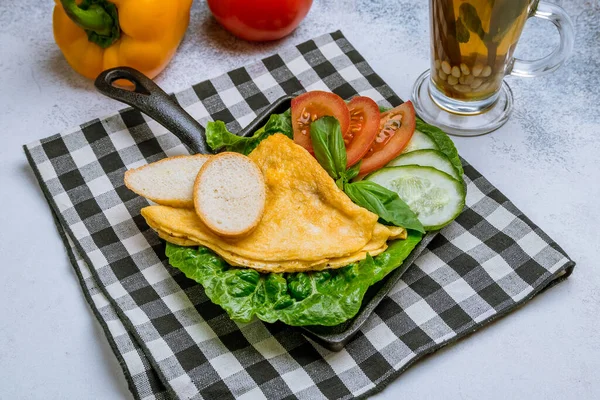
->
(387, 149, 460, 180)
(401, 130, 438, 154)
(366, 165, 465, 230)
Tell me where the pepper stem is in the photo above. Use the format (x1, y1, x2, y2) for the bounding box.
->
(60, 0, 120, 48)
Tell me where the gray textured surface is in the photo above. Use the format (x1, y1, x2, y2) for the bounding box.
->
(0, 0, 598, 399)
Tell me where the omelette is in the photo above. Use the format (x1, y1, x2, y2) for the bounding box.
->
(141, 134, 406, 273)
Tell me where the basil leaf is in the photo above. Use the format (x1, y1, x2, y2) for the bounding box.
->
(165, 230, 423, 326)
(345, 160, 362, 181)
(327, 118, 347, 178)
(206, 109, 293, 155)
(309, 116, 345, 180)
(344, 181, 425, 233)
(416, 118, 464, 177)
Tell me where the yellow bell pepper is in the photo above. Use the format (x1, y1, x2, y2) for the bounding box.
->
(53, 0, 193, 80)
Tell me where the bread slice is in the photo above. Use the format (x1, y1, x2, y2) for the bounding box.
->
(124, 154, 210, 208)
(193, 152, 266, 238)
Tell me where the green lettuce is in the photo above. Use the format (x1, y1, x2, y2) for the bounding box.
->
(165, 230, 423, 326)
(205, 109, 292, 155)
(415, 118, 464, 177)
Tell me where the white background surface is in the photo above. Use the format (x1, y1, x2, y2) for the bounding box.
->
(1, 1, 599, 399)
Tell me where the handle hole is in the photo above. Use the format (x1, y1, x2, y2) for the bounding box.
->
(109, 78, 151, 95)
(104, 70, 151, 95)
(111, 79, 137, 91)
(514, 17, 560, 61)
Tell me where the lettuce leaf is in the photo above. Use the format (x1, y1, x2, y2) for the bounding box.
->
(415, 118, 464, 176)
(206, 109, 293, 155)
(165, 230, 423, 326)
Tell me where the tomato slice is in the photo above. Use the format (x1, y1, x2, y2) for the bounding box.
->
(345, 96, 380, 167)
(358, 101, 416, 175)
(291, 91, 350, 153)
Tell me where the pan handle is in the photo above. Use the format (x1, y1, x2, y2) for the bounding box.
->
(94, 67, 209, 154)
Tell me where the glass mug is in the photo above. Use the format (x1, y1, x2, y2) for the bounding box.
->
(412, 0, 574, 136)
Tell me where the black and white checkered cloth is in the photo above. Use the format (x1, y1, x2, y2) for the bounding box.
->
(25, 31, 574, 400)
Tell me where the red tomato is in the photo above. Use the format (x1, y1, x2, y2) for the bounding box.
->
(359, 101, 416, 175)
(206, 0, 313, 42)
(345, 96, 380, 167)
(291, 91, 350, 154)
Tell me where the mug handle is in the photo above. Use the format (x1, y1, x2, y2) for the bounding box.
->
(508, 1, 574, 77)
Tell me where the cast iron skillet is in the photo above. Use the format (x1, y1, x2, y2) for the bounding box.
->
(95, 67, 435, 351)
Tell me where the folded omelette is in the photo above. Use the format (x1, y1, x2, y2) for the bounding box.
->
(141, 134, 406, 273)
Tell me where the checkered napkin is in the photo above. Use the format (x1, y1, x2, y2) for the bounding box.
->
(24, 31, 574, 400)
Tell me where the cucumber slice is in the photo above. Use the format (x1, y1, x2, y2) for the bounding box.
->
(366, 165, 465, 230)
(387, 149, 460, 180)
(401, 130, 438, 154)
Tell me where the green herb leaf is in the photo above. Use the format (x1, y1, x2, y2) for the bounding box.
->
(344, 181, 425, 233)
(309, 116, 346, 180)
(345, 160, 362, 181)
(205, 110, 293, 155)
(416, 118, 464, 177)
(309, 116, 362, 187)
(328, 119, 348, 179)
(165, 230, 423, 326)
(456, 17, 471, 43)
(459, 3, 486, 41)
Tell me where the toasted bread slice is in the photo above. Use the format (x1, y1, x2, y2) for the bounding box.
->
(124, 154, 210, 208)
(193, 152, 266, 238)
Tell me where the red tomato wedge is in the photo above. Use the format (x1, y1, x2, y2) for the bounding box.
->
(291, 91, 350, 153)
(358, 101, 416, 175)
(345, 96, 380, 167)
